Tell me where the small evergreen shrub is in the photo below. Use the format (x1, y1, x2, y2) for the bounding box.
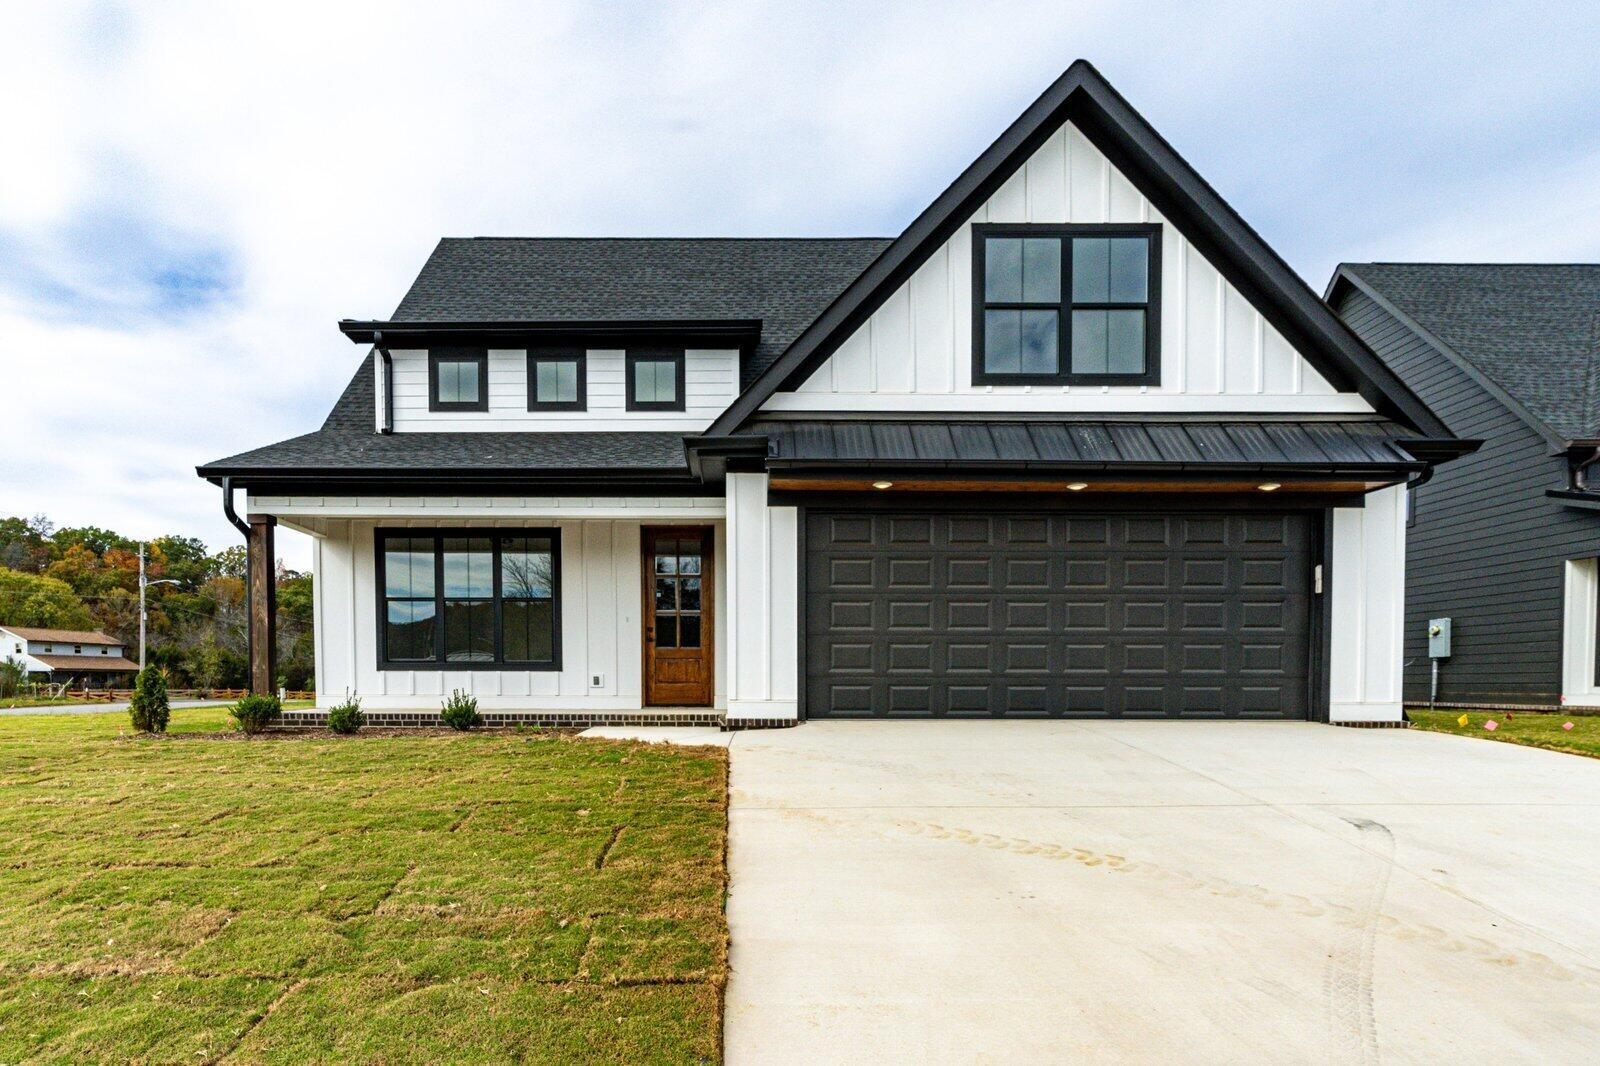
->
(128, 666, 170, 733)
(326, 696, 365, 735)
(440, 689, 481, 731)
(231, 693, 282, 735)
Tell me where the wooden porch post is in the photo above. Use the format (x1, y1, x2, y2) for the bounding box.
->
(248, 515, 277, 695)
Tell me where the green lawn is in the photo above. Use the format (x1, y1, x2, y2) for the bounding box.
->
(1408, 708, 1600, 759)
(0, 707, 728, 1063)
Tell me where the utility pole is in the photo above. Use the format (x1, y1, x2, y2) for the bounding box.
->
(138, 543, 180, 671)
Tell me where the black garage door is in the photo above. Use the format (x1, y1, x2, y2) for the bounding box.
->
(804, 510, 1315, 719)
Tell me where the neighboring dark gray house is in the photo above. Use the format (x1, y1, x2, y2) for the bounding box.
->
(1329, 264, 1600, 709)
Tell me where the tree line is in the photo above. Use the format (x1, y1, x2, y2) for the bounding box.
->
(0, 515, 312, 690)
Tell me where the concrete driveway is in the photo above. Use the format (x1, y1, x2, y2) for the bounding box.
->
(725, 722, 1600, 1064)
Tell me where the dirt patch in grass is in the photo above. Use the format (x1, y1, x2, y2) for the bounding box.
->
(0, 705, 729, 1062)
(1408, 708, 1600, 760)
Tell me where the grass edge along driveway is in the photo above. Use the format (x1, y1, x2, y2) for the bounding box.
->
(1408, 708, 1600, 760)
(0, 707, 728, 1063)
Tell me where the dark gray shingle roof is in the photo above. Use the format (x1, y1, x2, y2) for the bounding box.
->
(392, 237, 891, 385)
(200, 428, 688, 476)
(238, 237, 892, 466)
(753, 419, 1422, 469)
(1342, 263, 1600, 441)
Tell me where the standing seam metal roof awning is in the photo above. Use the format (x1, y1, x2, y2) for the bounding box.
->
(750, 420, 1426, 470)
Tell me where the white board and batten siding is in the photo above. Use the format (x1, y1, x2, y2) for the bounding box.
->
(308, 513, 728, 713)
(1329, 484, 1406, 722)
(380, 348, 741, 432)
(775, 120, 1367, 416)
(725, 473, 799, 719)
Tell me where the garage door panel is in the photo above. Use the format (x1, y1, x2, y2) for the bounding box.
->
(806, 510, 1313, 719)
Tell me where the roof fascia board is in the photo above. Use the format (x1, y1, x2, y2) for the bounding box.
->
(339, 319, 763, 349)
(708, 60, 1452, 439)
(1328, 268, 1567, 451)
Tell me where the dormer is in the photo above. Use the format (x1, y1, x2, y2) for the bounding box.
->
(340, 320, 762, 433)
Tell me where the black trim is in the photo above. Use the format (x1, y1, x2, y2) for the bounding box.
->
(626, 347, 687, 412)
(706, 60, 1453, 438)
(203, 475, 706, 496)
(1313, 510, 1334, 723)
(375, 528, 562, 671)
(341, 318, 761, 352)
(1546, 489, 1600, 511)
(527, 347, 587, 411)
(767, 489, 1364, 512)
(428, 348, 490, 412)
(375, 336, 394, 434)
(971, 223, 1161, 386)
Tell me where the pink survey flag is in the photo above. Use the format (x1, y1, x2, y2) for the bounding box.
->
(1564, 721, 1576, 731)
(1483, 720, 1499, 731)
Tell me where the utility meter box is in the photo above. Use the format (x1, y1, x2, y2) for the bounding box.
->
(1427, 617, 1452, 659)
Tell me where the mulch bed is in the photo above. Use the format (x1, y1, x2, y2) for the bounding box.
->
(118, 726, 588, 742)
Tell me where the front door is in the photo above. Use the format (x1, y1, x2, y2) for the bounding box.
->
(643, 528, 714, 706)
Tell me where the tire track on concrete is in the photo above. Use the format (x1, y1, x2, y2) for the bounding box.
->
(1324, 817, 1394, 1064)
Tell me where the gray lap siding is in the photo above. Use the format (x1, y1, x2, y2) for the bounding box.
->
(1337, 288, 1600, 706)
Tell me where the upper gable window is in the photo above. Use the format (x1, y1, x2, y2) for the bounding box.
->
(626, 348, 686, 412)
(527, 347, 586, 411)
(973, 224, 1161, 386)
(429, 348, 489, 411)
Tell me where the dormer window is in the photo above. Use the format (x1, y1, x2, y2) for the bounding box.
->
(527, 348, 586, 411)
(428, 348, 489, 412)
(972, 224, 1161, 385)
(626, 347, 686, 412)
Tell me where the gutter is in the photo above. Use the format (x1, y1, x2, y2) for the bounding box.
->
(220, 477, 251, 538)
(220, 476, 252, 683)
(374, 331, 393, 435)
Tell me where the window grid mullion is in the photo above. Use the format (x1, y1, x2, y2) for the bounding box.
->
(492, 537, 504, 664)
(433, 536, 446, 664)
(1060, 235, 1073, 375)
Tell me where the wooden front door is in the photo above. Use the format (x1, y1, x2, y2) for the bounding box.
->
(643, 528, 714, 706)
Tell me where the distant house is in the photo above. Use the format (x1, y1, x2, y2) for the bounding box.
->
(1329, 263, 1600, 709)
(0, 626, 139, 688)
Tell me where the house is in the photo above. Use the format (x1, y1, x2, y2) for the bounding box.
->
(1329, 263, 1600, 710)
(197, 61, 1473, 728)
(0, 626, 138, 688)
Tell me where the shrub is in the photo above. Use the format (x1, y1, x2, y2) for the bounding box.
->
(440, 689, 481, 731)
(326, 696, 365, 735)
(0, 657, 24, 699)
(231, 693, 282, 735)
(128, 666, 170, 733)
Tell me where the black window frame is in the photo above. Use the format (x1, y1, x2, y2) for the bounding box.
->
(625, 347, 687, 412)
(428, 347, 490, 412)
(375, 528, 562, 671)
(971, 222, 1162, 386)
(526, 346, 588, 411)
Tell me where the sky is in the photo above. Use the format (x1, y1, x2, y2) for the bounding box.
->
(3, 1, 1600, 571)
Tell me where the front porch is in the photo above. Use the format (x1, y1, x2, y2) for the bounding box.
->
(242, 491, 802, 729)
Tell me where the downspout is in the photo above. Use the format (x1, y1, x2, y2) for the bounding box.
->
(1569, 444, 1600, 492)
(221, 477, 252, 678)
(375, 331, 394, 434)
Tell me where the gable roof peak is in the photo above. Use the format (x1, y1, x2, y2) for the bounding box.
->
(707, 61, 1452, 439)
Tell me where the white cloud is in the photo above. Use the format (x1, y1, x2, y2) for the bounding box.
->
(1, 0, 1599, 570)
